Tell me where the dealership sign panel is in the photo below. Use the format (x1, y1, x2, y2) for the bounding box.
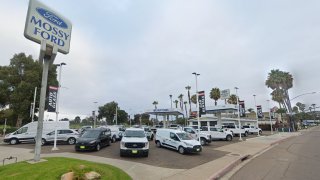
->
(47, 86, 58, 112)
(239, 101, 246, 117)
(24, 0, 72, 54)
(257, 105, 263, 119)
(198, 91, 206, 116)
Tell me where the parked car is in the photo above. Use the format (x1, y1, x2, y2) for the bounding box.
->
(155, 128, 202, 154)
(142, 126, 154, 140)
(120, 128, 149, 157)
(168, 124, 181, 129)
(78, 126, 92, 135)
(3, 121, 69, 145)
(242, 125, 262, 135)
(222, 124, 248, 137)
(42, 129, 79, 145)
(182, 127, 212, 145)
(104, 125, 125, 143)
(75, 128, 111, 151)
(200, 127, 233, 141)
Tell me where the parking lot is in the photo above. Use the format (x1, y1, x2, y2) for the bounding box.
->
(1, 132, 271, 169)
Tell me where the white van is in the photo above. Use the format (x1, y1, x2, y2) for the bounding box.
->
(155, 129, 202, 154)
(3, 121, 69, 145)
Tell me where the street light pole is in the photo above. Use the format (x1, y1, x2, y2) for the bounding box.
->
(267, 100, 273, 134)
(192, 72, 201, 142)
(53, 62, 66, 151)
(93, 101, 98, 128)
(235, 87, 242, 141)
(253, 94, 260, 136)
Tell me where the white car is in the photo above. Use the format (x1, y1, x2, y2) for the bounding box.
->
(142, 126, 154, 141)
(155, 128, 202, 154)
(182, 127, 212, 145)
(222, 124, 248, 137)
(42, 129, 79, 145)
(200, 127, 233, 141)
(242, 125, 262, 135)
(100, 125, 124, 143)
(120, 128, 149, 157)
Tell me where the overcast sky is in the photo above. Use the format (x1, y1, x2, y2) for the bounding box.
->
(1, 0, 320, 120)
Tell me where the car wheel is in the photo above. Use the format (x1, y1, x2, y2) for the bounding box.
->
(200, 138, 206, 146)
(259, 130, 262, 134)
(41, 138, 46, 146)
(96, 143, 101, 151)
(150, 135, 154, 141)
(9, 138, 18, 145)
(244, 131, 248, 137)
(156, 141, 161, 148)
(226, 135, 232, 141)
(107, 139, 111, 146)
(111, 136, 116, 143)
(67, 137, 76, 145)
(178, 146, 185, 154)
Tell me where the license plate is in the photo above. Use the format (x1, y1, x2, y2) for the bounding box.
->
(132, 150, 138, 154)
(80, 146, 85, 149)
(197, 149, 200, 151)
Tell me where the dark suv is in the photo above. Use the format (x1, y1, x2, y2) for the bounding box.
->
(75, 128, 111, 151)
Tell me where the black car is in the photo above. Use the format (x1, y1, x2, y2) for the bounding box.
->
(75, 128, 111, 151)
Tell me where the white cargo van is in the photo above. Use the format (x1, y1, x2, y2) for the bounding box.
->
(155, 129, 202, 154)
(3, 121, 69, 145)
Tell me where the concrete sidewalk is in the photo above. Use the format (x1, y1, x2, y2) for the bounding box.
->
(0, 132, 301, 180)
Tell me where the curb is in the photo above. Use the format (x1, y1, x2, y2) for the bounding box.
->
(209, 133, 299, 180)
(208, 154, 250, 180)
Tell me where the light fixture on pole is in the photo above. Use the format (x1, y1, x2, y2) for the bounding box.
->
(267, 100, 273, 134)
(169, 95, 173, 109)
(253, 94, 260, 136)
(192, 72, 201, 142)
(235, 87, 243, 141)
(52, 62, 66, 151)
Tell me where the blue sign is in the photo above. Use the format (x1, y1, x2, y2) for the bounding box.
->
(36, 8, 68, 29)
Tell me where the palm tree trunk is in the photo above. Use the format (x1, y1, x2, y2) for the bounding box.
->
(188, 90, 191, 114)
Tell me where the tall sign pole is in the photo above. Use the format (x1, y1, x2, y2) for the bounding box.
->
(24, 0, 72, 162)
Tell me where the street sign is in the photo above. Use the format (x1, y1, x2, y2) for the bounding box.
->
(220, 89, 230, 100)
(24, 0, 72, 54)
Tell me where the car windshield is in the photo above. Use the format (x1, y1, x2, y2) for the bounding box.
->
(124, 130, 145, 137)
(81, 130, 100, 138)
(176, 133, 192, 140)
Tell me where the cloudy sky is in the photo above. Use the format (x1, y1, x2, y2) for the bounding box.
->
(1, 0, 320, 120)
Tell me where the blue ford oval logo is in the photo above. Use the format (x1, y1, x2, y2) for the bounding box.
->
(36, 8, 68, 29)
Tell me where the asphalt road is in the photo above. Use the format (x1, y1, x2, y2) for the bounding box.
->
(230, 126, 320, 180)
(1, 132, 270, 169)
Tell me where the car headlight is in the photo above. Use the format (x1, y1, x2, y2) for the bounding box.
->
(145, 142, 149, 146)
(89, 140, 96, 144)
(121, 141, 125, 146)
(184, 142, 193, 146)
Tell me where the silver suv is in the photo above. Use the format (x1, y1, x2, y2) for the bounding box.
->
(42, 129, 79, 145)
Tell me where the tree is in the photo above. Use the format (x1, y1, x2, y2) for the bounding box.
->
(292, 106, 299, 114)
(174, 100, 179, 108)
(210, 87, 220, 106)
(185, 86, 192, 114)
(73, 116, 81, 124)
(98, 101, 128, 125)
(0, 53, 58, 127)
(178, 94, 184, 110)
(266, 69, 294, 130)
(191, 94, 197, 105)
(152, 101, 158, 109)
(227, 94, 237, 105)
(296, 102, 306, 112)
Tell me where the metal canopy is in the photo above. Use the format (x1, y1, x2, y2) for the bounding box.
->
(205, 105, 238, 114)
(144, 108, 184, 116)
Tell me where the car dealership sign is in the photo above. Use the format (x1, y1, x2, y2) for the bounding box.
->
(24, 0, 72, 54)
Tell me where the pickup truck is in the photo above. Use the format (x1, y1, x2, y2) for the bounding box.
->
(182, 127, 212, 145)
(200, 127, 233, 141)
(222, 125, 248, 137)
(242, 125, 262, 135)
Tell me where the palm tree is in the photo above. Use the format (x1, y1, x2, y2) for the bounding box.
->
(191, 94, 197, 105)
(178, 94, 184, 110)
(184, 101, 188, 119)
(174, 100, 179, 108)
(266, 69, 294, 130)
(185, 86, 192, 113)
(152, 101, 158, 109)
(210, 87, 220, 106)
(227, 94, 237, 105)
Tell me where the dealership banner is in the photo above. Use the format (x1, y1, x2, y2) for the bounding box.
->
(257, 105, 263, 118)
(47, 86, 58, 112)
(198, 91, 206, 116)
(239, 101, 246, 117)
